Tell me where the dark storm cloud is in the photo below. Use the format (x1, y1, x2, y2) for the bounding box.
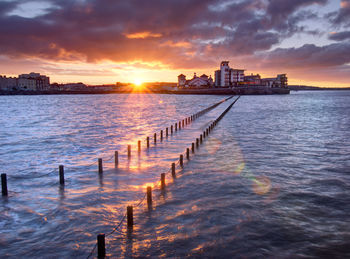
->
(329, 31, 350, 41)
(332, 0, 350, 25)
(0, 0, 335, 70)
(261, 43, 350, 68)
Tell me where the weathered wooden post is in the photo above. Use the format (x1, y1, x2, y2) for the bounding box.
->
(98, 158, 103, 174)
(97, 234, 106, 258)
(180, 154, 183, 167)
(186, 148, 190, 160)
(179, 121, 181, 130)
(138, 141, 141, 152)
(196, 138, 199, 148)
(147, 137, 150, 148)
(154, 133, 157, 144)
(59, 165, 64, 185)
(182, 120, 185, 127)
(115, 151, 119, 167)
(171, 125, 173, 134)
(160, 130, 163, 141)
(175, 123, 177, 131)
(147, 187, 152, 208)
(206, 128, 209, 135)
(127, 206, 133, 228)
(166, 127, 168, 137)
(161, 173, 165, 189)
(203, 131, 206, 138)
(171, 163, 176, 177)
(192, 143, 195, 153)
(200, 134, 203, 143)
(128, 145, 131, 158)
(1, 173, 8, 196)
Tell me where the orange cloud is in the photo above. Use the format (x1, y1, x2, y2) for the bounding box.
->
(125, 31, 162, 39)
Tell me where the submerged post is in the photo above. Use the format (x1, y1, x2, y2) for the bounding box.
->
(98, 158, 103, 174)
(1, 173, 8, 196)
(128, 145, 131, 158)
(196, 138, 199, 148)
(180, 154, 183, 167)
(192, 143, 195, 153)
(147, 186, 152, 208)
(97, 234, 106, 259)
(138, 141, 141, 152)
(147, 137, 150, 148)
(161, 173, 165, 189)
(161, 130, 163, 141)
(59, 165, 64, 185)
(115, 151, 119, 167)
(175, 123, 177, 131)
(166, 127, 169, 137)
(171, 162, 176, 177)
(127, 206, 133, 228)
(200, 134, 203, 144)
(186, 148, 190, 160)
(154, 133, 157, 144)
(203, 131, 206, 138)
(171, 125, 173, 134)
(179, 121, 181, 130)
(182, 120, 185, 127)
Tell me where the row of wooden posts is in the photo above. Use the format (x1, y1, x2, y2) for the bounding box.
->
(95, 97, 239, 258)
(1, 96, 234, 197)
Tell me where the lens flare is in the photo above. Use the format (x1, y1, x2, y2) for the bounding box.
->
(252, 176, 271, 195)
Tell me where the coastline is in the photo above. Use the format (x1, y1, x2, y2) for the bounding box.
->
(0, 86, 291, 96)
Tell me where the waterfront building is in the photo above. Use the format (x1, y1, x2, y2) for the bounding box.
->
(244, 74, 262, 85)
(261, 74, 288, 88)
(0, 76, 17, 91)
(214, 61, 245, 87)
(18, 72, 50, 91)
(177, 73, 213, 88)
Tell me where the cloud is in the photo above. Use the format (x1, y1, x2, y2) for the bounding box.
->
(329, 31, 350, 41)
(1, 0, 349, 87)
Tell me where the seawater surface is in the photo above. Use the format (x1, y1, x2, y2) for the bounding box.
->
(0, 91, 349, 258)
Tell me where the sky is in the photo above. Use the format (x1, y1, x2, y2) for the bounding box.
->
(0, 0, 350, 87)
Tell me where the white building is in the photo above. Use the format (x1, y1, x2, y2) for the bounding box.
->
(178, 73, 214, 88)
(215, 61, 245, 87)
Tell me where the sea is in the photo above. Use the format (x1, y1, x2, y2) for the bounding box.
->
(0, 91, 349, 258)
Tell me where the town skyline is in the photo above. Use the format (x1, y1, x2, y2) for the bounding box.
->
(0, 0, 350, 87)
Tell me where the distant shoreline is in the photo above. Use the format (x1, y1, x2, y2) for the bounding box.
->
(1, 86, 349, 96)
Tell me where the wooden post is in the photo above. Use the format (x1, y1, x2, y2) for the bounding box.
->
(138, 141, 141, 152)
(115, 151, 119, 167)
(186, 148, 190, 160)
(98, 158, 103, 174)
(127, 206, 133, 228)
(166, 127, 168, 137)
(180, 154, 183, 167)
(171, 125, 173, 134)
(97, 234, 106, 258)
(196, 138, 199, 148)
(179, 121, 181, 130)
(1, 173, 8, 196)
(147, 187, 152, 208)
(154, 133, 157, 144)
(161, 173, 165, 189)
(161, 130, 163, 141)
(171, 163, 176, 177)
(59, 165, 64, 185)
(175, 123, 177, 131)
(203, 131, 206, 138)
(128, 145, 131, 158)
(206, 128, 209, 135)
(200, 134, 203, 144)
(147, 137, 150, 148)
(192, 143, 195, 153)
(182, 120, 185, 127)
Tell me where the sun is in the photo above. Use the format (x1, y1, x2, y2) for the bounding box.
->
(134, 79, 142, 86)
